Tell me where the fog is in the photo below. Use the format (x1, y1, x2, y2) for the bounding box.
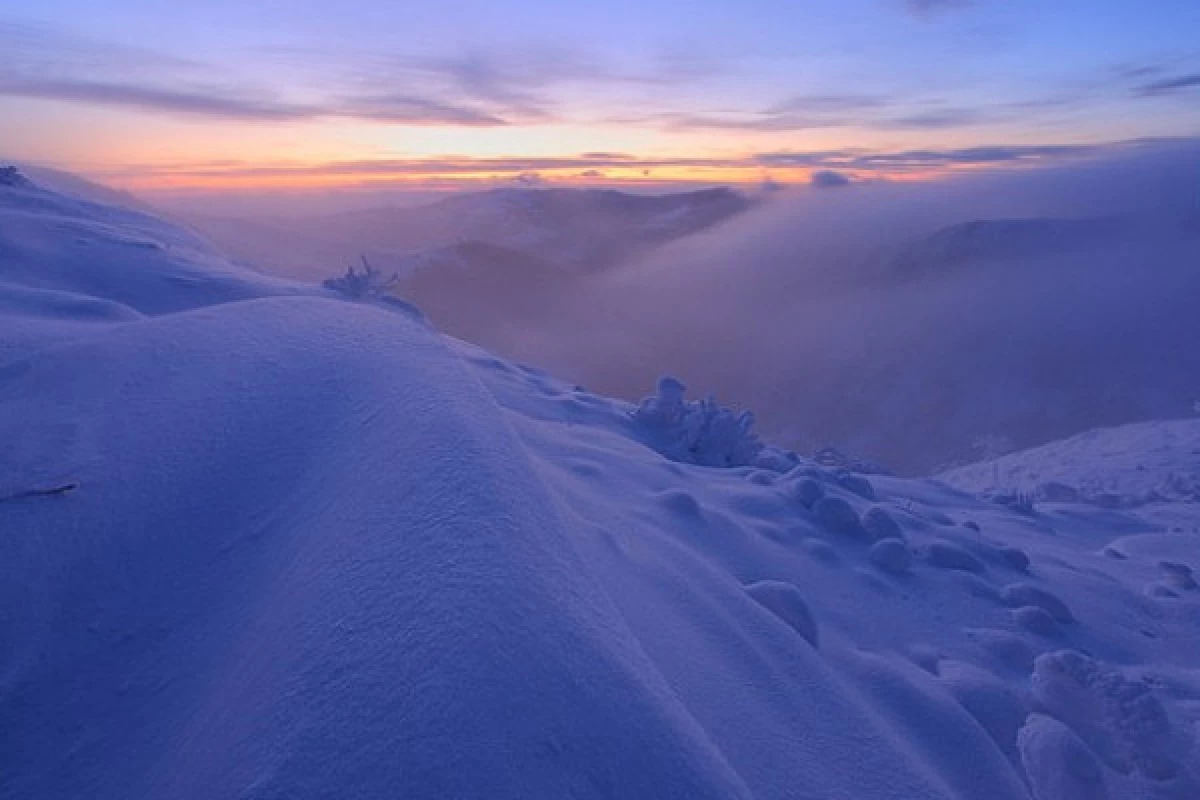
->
(172, 139, 1200, 474)
(454, 140, 1200, 473)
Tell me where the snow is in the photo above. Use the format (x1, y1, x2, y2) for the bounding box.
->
(939, 418, 1200, 506)
(631, 376, 768, 467)
(2, 173, 1199, 799)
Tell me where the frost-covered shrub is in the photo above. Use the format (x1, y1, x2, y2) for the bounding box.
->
(0, 166, 31, 188)
(633, 376, 763, 467)
(323, 256, 399, 300)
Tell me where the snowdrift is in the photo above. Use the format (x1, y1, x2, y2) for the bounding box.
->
(2, 174, 1199, 799)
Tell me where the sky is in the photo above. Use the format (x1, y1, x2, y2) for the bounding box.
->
(2, 0, 1199, 194)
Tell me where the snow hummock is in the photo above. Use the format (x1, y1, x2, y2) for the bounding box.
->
(2, 175, 1199, 799)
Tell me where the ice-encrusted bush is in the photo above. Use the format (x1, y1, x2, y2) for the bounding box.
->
(633, 376, 763, 467)
(0, 166, 31, 188)
(323, 256, 398, 300)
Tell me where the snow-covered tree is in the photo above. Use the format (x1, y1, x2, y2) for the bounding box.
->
(633, 376, 764, 467)
(0, 166, 31, 187)
(323, 256, 399, 300)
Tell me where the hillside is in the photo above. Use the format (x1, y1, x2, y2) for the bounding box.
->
(2, 171, 1198, 800)
(887, 217, 1132, 277)
(940, 418, 1200, 507)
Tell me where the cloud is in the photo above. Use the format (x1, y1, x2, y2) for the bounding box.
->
(0, 22, 741, 128)
(0, 18, 511, 125)
(901, 0, 973, 17)
(766, 94, 890, 114)
(1136, 73, 1200, 96)
(330, 94, 507, 126)
(116, 155, 740, 181)
(582, 152, 635, 161)
(810, 170, 852, 188)
(509, 137, 1200, 474)
(0, 18, 199, 75)
(757, 144, 1098, 172)
(0, 73, 510, 125)
(512, 171, 545, 186)
(654, 111, 851, 133)
(649, 96, 994, 134)
(376, 46, 734, 123)
(642, 93, 890, 133)
(404, 50, 561, 119)
(0, 76, 312, 120)
(876, 108, 988, 130)
(109, 139, 1156, 188)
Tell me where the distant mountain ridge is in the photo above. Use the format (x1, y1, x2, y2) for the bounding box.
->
(889, 216, 1131, 276)
(182, 186, 753, 281)
(888, 214, 1200, 278)
(313, 187, 751, 269)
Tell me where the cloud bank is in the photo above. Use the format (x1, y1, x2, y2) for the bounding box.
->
(434, 137, 1200, 473)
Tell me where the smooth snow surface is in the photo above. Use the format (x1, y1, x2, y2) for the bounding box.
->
(941, 419, 1200, 506)
(2, 176, 1199, 799)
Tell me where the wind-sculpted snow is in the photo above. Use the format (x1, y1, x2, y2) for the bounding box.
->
(0, 173, 299, 318)
(2, 178, 1200, 799)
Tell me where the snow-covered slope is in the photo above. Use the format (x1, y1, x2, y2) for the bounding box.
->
(2, 172, 1199, 799)
(0, 174, 296, 316)
(940, 418, 1200, 506)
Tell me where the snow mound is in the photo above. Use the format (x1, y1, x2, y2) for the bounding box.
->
(2, 179, 1199, 799)
(939, 418, 1200, 506)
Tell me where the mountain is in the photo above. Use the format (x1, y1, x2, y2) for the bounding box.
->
(888, 216, 1132, 277)
(885, 214, 1200, 281)
(181, 186, 753, 281)
(3, 168, 1199, 800)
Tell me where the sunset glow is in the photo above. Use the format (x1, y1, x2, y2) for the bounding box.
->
(4, 1, 1199, 195)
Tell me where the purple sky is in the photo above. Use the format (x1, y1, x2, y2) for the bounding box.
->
(3, 0, 1198, 190)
